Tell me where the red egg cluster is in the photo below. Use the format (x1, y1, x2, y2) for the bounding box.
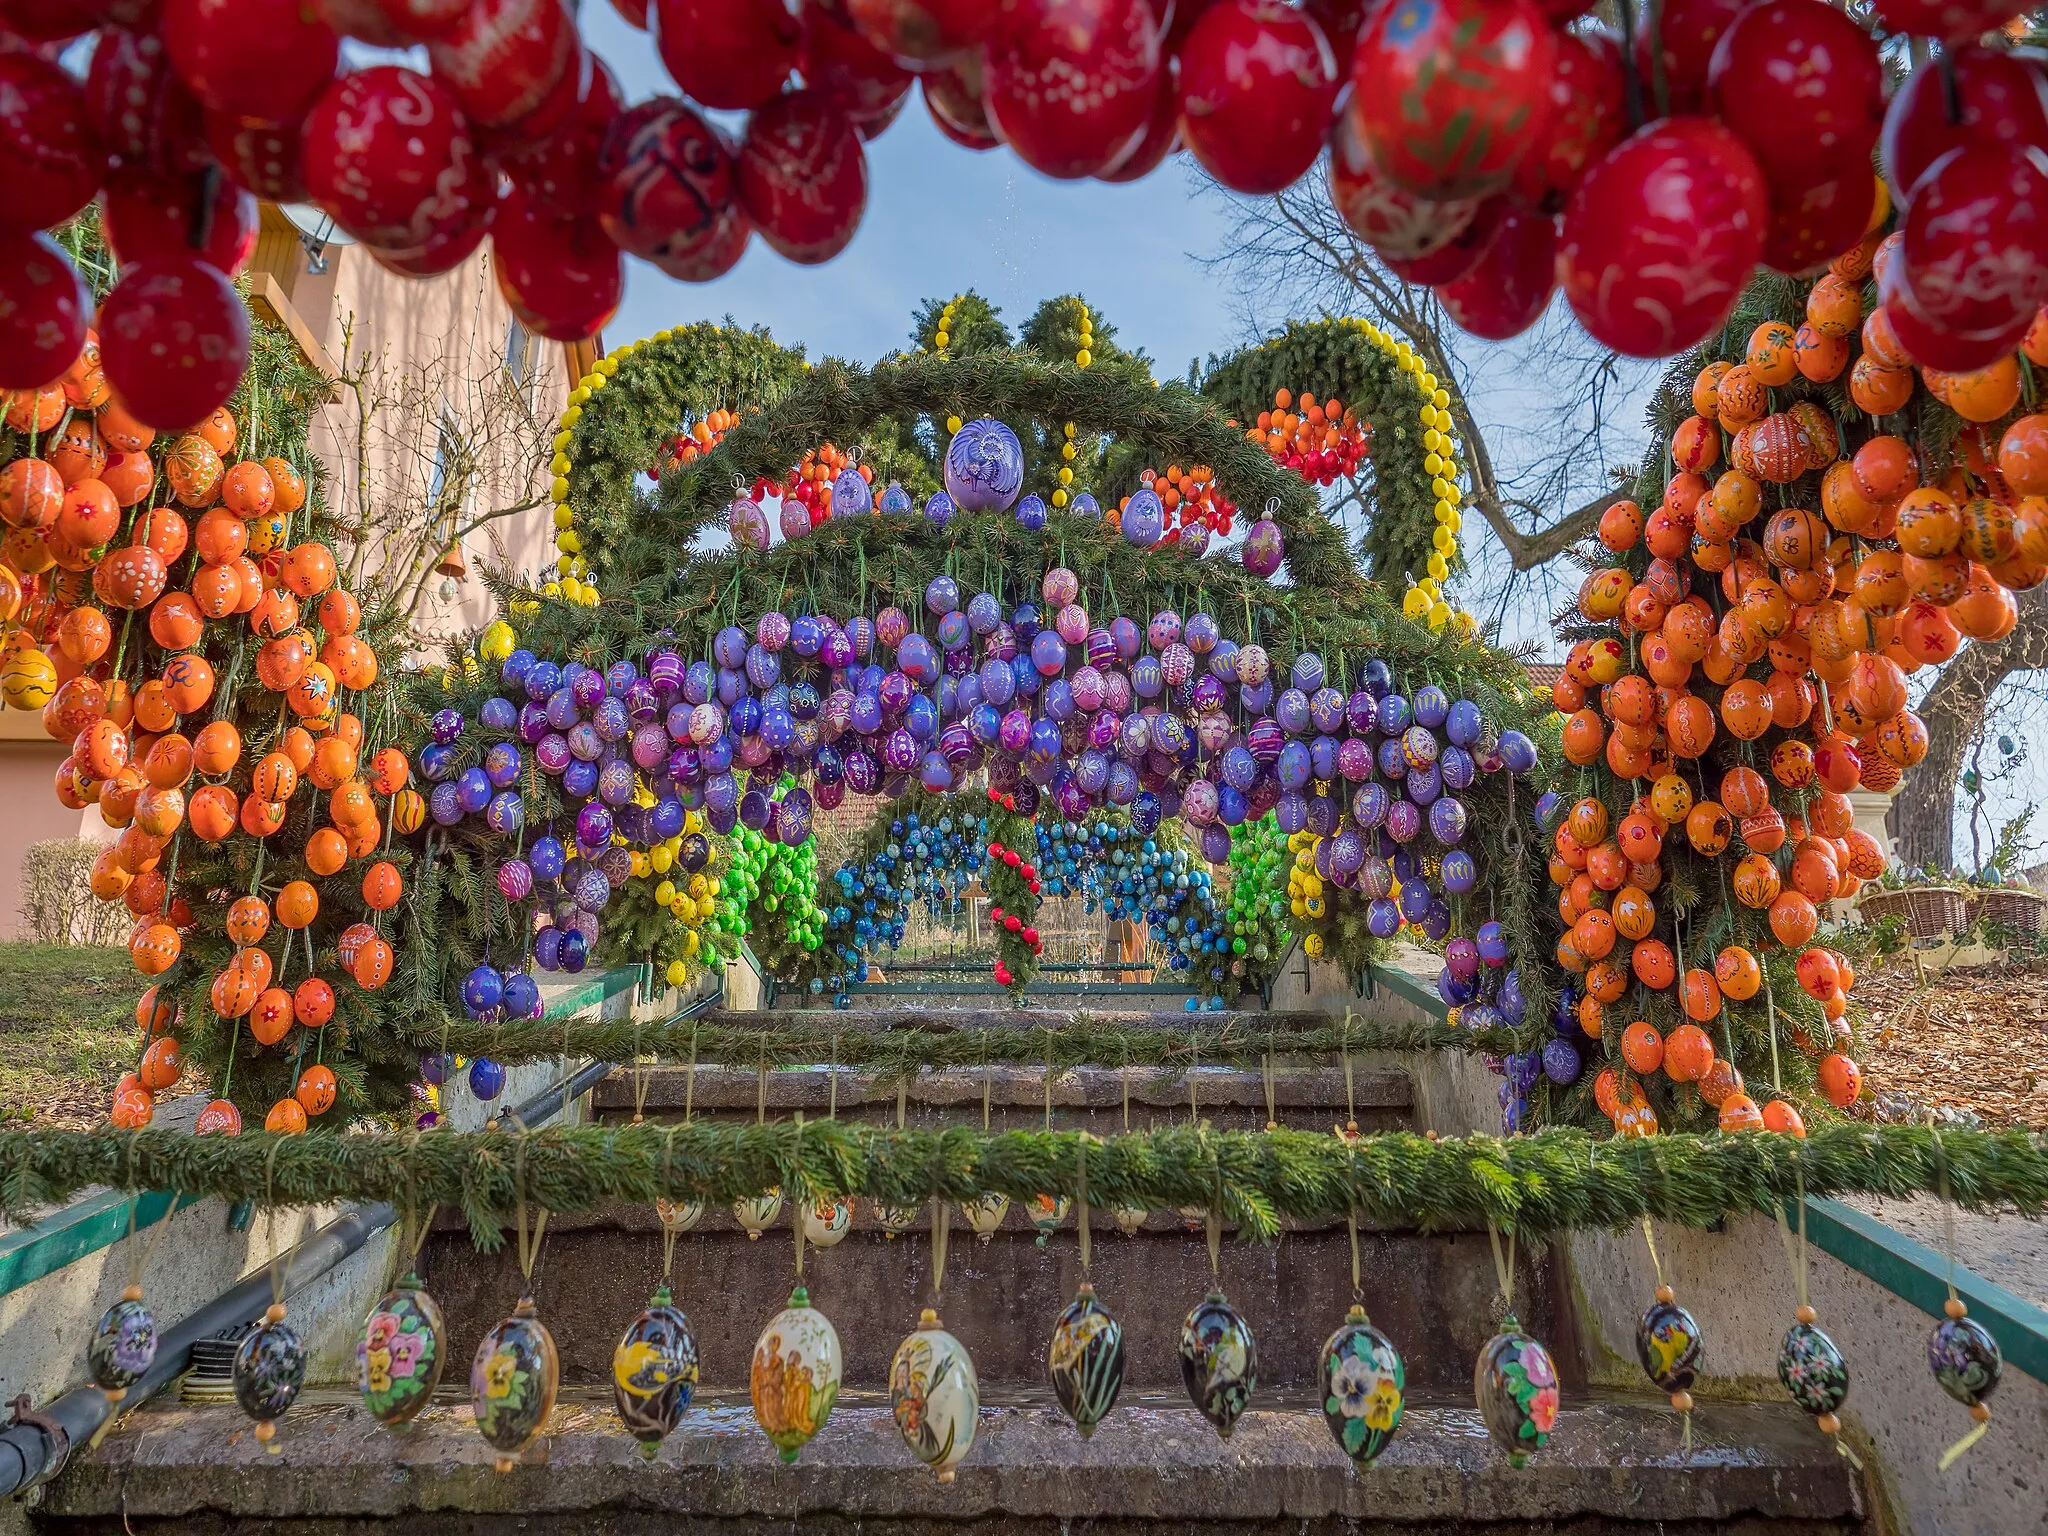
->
(1247, 388, 1373, 487)
(1327, 0, 2038, 363)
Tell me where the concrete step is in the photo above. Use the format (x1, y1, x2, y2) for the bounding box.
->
(418, 1223, 1562, 1393)
(36, 1390, 1863, 1533)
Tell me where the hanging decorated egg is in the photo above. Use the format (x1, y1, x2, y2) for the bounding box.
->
(471, 1296, 560, 1472)
(234, 1304, 307, 1452)
(1634, 1290, 1702, 1409)
(1927, 1302, 2000, 1417)
(612, 1284, 698, 1458)
(981, 0, 1161, 181)
(1179, 1288, 1258, 1439)
(1473, 1319, 1559, 1467)
(1121, 486, 1163, 545)
(750, 1284, 842, 1463)
(1347, 0, 1555, 199)
(595, 98, 749, 281)
(735, 90, 869, 266)
(1029, 1193, 1069, 1246)
(1559, 120, 1768, 358)
(1047, 1280, 1124, 1437)
(357, 1272, 446, 1430)
(97, 258, 252, 429)
(802, 1197, 853, 1247)
(1777, 1313, 1849, 1427)
(655, 1197, 703, 1233)
(959, 1193, 1009, 1241)
(733, 1189, 786, 1238)
(890, 1306, 979, 1481)
(1241, 515, 1285, 577)
(1319, 1303, 1405, 1466)
(87, 1286, 158, 1400)
(943, 417, 1026, 512)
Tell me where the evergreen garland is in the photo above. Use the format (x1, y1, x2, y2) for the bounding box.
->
(4, 1121, 2040, 1251)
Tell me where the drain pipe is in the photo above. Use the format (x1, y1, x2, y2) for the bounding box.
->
(0, 983, 723, 1499)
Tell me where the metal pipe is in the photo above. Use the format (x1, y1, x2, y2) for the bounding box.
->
(0, 980, 722, 1498)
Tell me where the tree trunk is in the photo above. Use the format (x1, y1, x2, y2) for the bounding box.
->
(1889, 583, 2048, 874)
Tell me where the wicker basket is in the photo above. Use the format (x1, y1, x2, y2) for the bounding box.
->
(1857, 885, 1971, 938)
(1972, 887, 2046, 938)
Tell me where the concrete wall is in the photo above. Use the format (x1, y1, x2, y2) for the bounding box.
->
(1567, 1213, 2048, 1536)
(0, 1197, 400, 1410)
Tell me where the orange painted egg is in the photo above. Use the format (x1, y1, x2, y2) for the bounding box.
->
(195, 406, 236, 456)
(305, 826, 348, 876)
(262, 458, 306, 515)
(1817, 1053, 1861, 1108)
(1746, 321, 1797, 386)
(295, 1064, 337, 1116)
(94, 544, 169, 611)
(249, 585, 300, 639)
(293, 976, 335, 1027)
(317, 589, 360, 635)
(57, 604, 111, 665)
(351, 934, 394, 990)
(288, 661, 337, 718)
(281, 541, 336, 598)
(189, 783, 239, 841)
(1715, 363, 1766, 428)
(48, 416, 107, 487)
(239, 796, 286, 837)
(362, 860, 403, 911)
(1714, 945, 1762, 1001)
(1662, 1024, 1714, 1082)
(1680, 967, 1720, 1022)
(275, 879, 320, 929)
(369, 747, 410, 795)
(1768, 891, 1820, 948)
(222, 460, 275, 518)
(1631, 938, 1675, 990)
(166, 434, 224, 508)
(191, 560, 243, 618)
(265, 1098, 308, 1134)
(227, 894, 271, 945)
(1732, 853, 1781, 909)
(250, 986, 296, 1046)
(255, 632, 313, 693)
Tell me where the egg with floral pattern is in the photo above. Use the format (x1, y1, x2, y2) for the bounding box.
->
(1320, 1303, 1405, 1466)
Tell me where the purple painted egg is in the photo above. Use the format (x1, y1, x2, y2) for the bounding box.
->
(944, 417, 1025, 512)
(924, 490, 956, 529)
(1367, 897, 1401, 938)
(1241, 517, 1284, 577)
(1442, 849, 1479, 894)
(498, 859, 533, 901)
(1429, 797, 1467, 845)
(1385, 798, 1421, 844)
(1121, 487, 1163, 545)
(1403, 725, 1439, 770)
(1149, 610, 1181, 650)
(728, 497, 770, 550)
(1276, 688, 1311, 735)
(831, 465, 872, 518)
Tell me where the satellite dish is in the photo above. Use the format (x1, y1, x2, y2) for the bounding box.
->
(278, 203, 355, 247)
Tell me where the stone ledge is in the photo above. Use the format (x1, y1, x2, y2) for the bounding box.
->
(43, 1397, 1860, 1531)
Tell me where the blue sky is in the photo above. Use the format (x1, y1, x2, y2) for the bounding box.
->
(587, 7, 1244, 375)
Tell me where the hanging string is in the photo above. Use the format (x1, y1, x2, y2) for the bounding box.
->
(1346, 1211, 1364, 1301)
(790, 1111, 808, 1282)
(1204, 1137, 1224, 1282)
(1932, 1132, 1993, 1468)
(1075, 1135, 1091, 1273)
(897, 1079, 908, 1131)
(630, 1019, 650, 1125)
(828, 1033, 839, 1120)
(1341, 1014, 1358, 1136)
(756, 1038, 768, 1124)
(1262, 1022, 1277, 1132)
(1487, 1223, 1519, 1319)
(660, 1124, 683, 1282)
(1188, 1026, 1200, 1123)
(1643, 1216, 1694, 1454)
(928, 1197, 951, 1306)
(982, 1056, 992, 1131)
(684, 1024, 698, 1124)
(1766, 978, 1784, 1094)
(1773, 1159, 1863, 1468)
(512, 1140, 550, 1293)
(1120, 1039, 1131, 1133)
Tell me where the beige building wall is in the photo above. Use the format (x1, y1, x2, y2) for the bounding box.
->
(0, 207, 585, 936)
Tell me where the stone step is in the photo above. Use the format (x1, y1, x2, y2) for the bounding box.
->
(38, 1391, 1864, 1533)
(588, 1061, 1414, 1136)
(418, 1223, 1560, 1392)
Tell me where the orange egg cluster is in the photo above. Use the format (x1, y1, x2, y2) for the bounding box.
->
(1541, 260, 2048, 1137)
(653, 407, 737, 479)
(2, 330, 406, 1138)
(782, 442, 871, 526)
(1246, 387, 1373, 487)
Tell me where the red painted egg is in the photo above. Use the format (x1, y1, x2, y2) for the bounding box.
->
(1515, 26, 1625, 207)
(1558, 118, 1768, 358)
(363, 0, 473, 39)
(922, 61, 1001, 150)
(845, 0, 991, 66)
(102, 168, 258, 274)
(806, 3, 913, 129)
(492, 185, 624, 340)
(97, 258, 251, 431)
(0, 233, 90, 391)
(1326, 102, 1481, 260)
(0, 52, 107, 233)
(366, 199, 495, 278)
(1632, 0, 1752, 116)
(1707, 0, 1884, 196)
(83, 24, 210, 177)
(598, 97, 751, 279)
(1097, 60, 1179, 181)
(1897, 144, 2048, 344)
(1883, 273, 2033, 374)
(1883, 46, 2048, 205)
(1347, 0, 1555, 199)
(1381, 193, 1508, 286)
(300, 66, 493, 255)
(311, 0, 405, 44)
(426, 0, 576, 129)
(502, 57, 620, 220)
(1871, 0, 2028, 41)
(1176, 0, 1339, 196)
(982, 0, 1162, 180)
(204, 111, 306, 202)
(162, 0, 340, 125)
(654, 0, 807, 111)
(1762, 171, 1875, 275)
(1434, 200, 1558, 341)
(735, 89, 869, 264)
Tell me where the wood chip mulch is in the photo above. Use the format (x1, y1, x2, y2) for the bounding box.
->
(1855, 958, 2048, 1130)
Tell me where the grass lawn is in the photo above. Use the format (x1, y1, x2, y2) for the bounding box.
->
(0, 943, 145, 1129)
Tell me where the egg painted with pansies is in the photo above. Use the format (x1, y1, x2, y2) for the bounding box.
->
(471, 1297, 559, 1472)
(88, 1290, 157, 1397)
(1179, 1288, 1258, 1439)
(234, 1311, 307, 1450)
(1320, 1304, 1406, 1466)
(358, 1273, 445, 1430)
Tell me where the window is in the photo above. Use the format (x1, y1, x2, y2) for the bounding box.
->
(504, 317, 536, 396)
